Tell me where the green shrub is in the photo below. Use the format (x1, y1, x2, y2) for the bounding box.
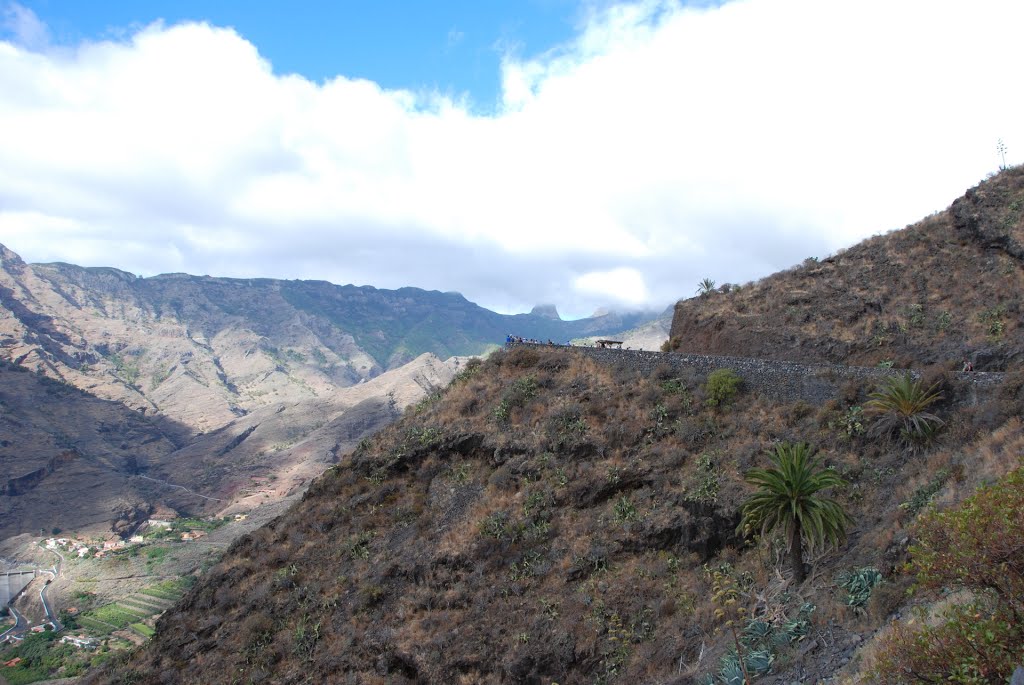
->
(979, 304, 1007, 338)
(452, 357, 482, 384)
(493, 375, 538, 423)
(907, 303, 925, 328)
(899, 468, 951, 516)
(910, 467, 1024, 611)
(704, 369, 742, 407)
(547, 404, 587, 449)
(612, 495, 639, 524)
(344, 532, 373, 560)
(870, 467, 1024, 682)
(684, 453, 720, 503)
(871, 601, 1021, 683)
(865, 374, 944, 446)
(831, 405, 865, 439)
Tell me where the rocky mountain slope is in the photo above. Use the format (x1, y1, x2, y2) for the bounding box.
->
(82, 171, 1024, 684)
(0, 359, 184, 539)
(668, 167, 1024, 371)
(0, 245, 656, 540)
(0, 351, 464, 540)
(0, 245, 651, 435)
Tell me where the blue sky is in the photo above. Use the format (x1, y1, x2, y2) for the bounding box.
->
(6, 1, 583, 111)
(0, 0, 1021, 319)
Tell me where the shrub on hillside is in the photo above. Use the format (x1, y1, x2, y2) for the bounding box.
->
(704, 369, 742, 407)
(870, 467, 1024, 683)
(865, 374, 944, 446)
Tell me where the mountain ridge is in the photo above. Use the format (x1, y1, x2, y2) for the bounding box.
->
(667, 167, 1024, 371)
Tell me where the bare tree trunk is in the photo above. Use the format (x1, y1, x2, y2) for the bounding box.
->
(790, 522, 806, 583)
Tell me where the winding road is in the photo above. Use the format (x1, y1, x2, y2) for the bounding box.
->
(38, 545, 63, 631)
(0, 604, 26, 640)
(136, 474, 225, 502)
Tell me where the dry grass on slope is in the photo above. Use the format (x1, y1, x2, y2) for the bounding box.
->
(669, 167, 1024, 372)
(85, 346, 1024, 685)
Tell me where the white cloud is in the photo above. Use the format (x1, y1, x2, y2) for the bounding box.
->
(574, 267, 650, 307)
(0, 0, 1022, 319)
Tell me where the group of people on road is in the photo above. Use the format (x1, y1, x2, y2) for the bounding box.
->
(506, 335, 562, 345)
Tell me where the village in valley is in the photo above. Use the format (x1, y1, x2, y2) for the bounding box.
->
(1, 513, 240, 683)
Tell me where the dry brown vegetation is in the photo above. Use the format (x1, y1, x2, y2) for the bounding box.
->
(83, 337, 1024, 684)
(669, 167, 1024, 372)
(78, 169, 1024, 684)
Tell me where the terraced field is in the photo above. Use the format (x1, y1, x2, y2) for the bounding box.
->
(77, 579, 190, 638)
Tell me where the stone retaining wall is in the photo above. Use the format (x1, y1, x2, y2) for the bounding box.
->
(507, 343, 1003, 406)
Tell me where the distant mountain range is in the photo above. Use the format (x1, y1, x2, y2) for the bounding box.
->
(0, 244, 653, 433)
(0, 244, 659, 538)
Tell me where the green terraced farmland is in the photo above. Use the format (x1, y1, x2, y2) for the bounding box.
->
(130, 622, 156, 638)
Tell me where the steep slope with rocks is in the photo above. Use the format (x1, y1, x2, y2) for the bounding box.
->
(0, 352, 464, 540)
(668, 168, 1024, 372)
(81, 169, 1024, 685)
(84, 341, 1024, 684)
(0, 360, 184, 539)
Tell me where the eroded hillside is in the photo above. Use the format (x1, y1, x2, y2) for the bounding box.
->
(668, 168, 1024, 371)
(0, 242, 655, 540)
(0, 360, 184, 539)
(83, 344, 1024, 684)
(0, 245, 651, 435)
(0, 351, 469, 540)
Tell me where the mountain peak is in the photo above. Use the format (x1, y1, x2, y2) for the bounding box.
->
(530, 303, 561, 320)
(0, 243, 26, 269)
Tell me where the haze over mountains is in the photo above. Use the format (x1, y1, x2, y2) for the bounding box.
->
(0, 243, 654, 539)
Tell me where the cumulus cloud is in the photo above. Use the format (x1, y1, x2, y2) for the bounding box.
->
(0, 0, 1022, 318)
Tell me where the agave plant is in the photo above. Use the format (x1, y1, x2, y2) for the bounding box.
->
(865, 374, 944, 445)
(738, 442, 851, 583)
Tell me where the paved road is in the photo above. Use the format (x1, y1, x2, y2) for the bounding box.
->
(38, 545, 63, 631)
(0, 604, 26, 641)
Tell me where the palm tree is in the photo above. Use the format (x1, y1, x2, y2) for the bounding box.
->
(696, 278, 716, 296)
(865, 374, 944, 446)
(738, 442, 850, 583)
